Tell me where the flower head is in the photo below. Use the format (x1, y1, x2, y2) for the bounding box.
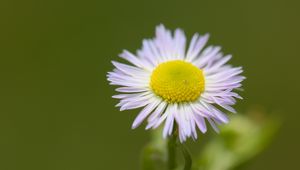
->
(107, 25, 245, 142)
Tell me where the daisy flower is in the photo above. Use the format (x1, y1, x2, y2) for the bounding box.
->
(107, 24, 244, 142)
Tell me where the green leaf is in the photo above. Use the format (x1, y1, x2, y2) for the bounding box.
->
(194, 110, 281, 170)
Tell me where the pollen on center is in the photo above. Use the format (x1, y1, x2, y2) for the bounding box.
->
(150, 60, 205, 103)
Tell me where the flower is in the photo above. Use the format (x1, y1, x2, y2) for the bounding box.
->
(107, 24, 245, 142)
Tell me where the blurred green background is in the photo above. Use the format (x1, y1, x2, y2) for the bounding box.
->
(0, 0, 299, 169)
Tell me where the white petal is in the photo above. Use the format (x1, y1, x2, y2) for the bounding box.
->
(201, 101, 229, 123)
(112, 61, 150, 76)
(163, 113, 174, 138)
(193, 46, 221, 67)
(207, 118, 220, 133)
(194, 114, 207, 133)
(146, 101, 168, 129)
(153, 104, 173, 129)
(116, 87, 148, 93)
(112, 92, 149, 99)
(119, 93, 155, 111)
(119, 50, 144, 68)
(204, 55, 232, 72)
(132, 98, 161, 129)
(155, 24, 173, 60)
(173, 28, 186, 60)
(186, 33, 209, 62)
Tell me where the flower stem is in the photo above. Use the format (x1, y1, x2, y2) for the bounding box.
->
(180, 144, 192, 170)
(167, 133, 177, 170)
(167, 127, 192, 170)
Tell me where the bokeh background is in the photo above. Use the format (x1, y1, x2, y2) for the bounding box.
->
(1, 0, 299, 169)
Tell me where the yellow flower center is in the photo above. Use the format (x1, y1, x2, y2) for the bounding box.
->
(150, 60, 205, 103)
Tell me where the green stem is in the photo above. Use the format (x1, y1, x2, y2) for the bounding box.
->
(180, 144, 192, 170)
(167, 127, 192, 170)
(167, 133, 177, 170)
